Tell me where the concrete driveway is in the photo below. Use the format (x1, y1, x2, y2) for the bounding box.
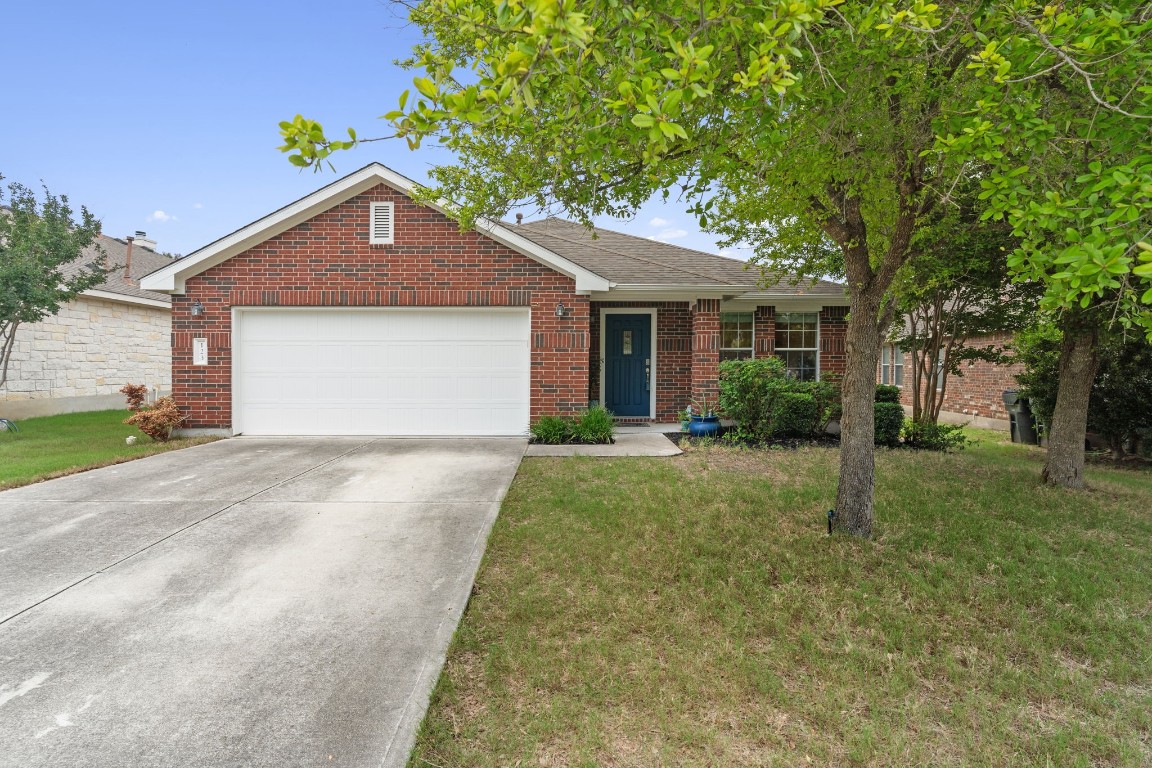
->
(0, 437, 525, 767)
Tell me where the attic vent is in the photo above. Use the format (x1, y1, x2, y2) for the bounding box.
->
(369, 202, 394, 245)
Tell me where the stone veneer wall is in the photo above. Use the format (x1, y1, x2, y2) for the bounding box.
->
(0, 295, 170, 418)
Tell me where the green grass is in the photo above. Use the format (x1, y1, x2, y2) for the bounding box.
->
(0, 409, 219, 490)
(411, 431, 1152, 767)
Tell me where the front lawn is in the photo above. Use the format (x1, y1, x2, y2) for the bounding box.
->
(412, 433, 1152, 767)
(0, 409, 219, 491)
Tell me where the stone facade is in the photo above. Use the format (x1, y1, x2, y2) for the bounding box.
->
(0, 295, 171, 418)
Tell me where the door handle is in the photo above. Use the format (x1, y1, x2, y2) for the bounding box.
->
(645, 359, 651, 391)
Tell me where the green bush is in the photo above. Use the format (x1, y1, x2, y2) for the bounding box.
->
(875, 384, 902, 403)
(771, 392, 820, 436)
(902, 420, 968, 451)
(718, 357, 788, 440)
(572, 406, 616, 444)
(530, 415, 574, 444)
(874, 402, 905, 447)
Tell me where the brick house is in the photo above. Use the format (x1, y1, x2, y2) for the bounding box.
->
(141, 163, 848, 436)
(877, 331, 1024, 429)
(1, 234, 173, 419)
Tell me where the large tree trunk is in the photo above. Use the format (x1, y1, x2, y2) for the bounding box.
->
(1042, 321, 1099, 488)
(834, 291, 887, 537)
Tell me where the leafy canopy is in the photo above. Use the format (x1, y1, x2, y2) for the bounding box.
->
(0, 179, 105, 389)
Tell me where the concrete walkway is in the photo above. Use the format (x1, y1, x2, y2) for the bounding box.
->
(0, 437, 525, 768)
(525, 431, 682, 457)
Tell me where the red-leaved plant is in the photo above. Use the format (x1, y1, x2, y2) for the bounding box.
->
(120, 383, 149, 411)
(124, 396, 186, 442)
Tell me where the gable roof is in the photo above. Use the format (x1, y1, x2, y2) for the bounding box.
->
(138, 162, 845, 302)
(514, 217, 845, 297)
(140, 163, 611, 294)
(71, 234, 173, 307)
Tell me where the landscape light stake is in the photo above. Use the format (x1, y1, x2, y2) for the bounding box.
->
(827, 509, 836, 535)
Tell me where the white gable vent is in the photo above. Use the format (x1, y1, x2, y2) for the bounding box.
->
(369, 201, 394, 245)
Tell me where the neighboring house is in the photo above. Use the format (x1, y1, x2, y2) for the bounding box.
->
(140, 163, 849, 437)
(1, 234, 173, 419)
(878, 332, 1024, 430)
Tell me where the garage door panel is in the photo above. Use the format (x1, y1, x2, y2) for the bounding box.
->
(236, 309, 531, 436)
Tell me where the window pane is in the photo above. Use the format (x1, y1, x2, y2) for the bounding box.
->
(894, 358, 903, 386)
(775, 313, 819, 351)
(720, 349, 753, 361)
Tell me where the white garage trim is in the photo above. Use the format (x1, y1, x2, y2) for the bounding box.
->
(231, 306, 531, 437)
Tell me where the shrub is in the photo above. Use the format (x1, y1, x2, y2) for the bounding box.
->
(718, 357, 788, 439)
(530, 415, 574, 444)
(771, 392, 820, 437)
(903, 420, 968, 451)
(120, 383, 149, 411)
(875, 384, 902, 404)
(124, 396, 185, 442)
(874, 402, 904, 447)
(572, 406, 615, 444)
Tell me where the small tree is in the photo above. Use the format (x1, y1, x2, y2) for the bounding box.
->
(891, 194, 1039, 424)
(0, 178, 105, 390)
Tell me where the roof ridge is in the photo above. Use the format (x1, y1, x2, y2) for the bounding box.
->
(523, 225, 737, 285)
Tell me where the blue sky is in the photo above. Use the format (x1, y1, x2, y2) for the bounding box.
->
(4, 0, 746, 259)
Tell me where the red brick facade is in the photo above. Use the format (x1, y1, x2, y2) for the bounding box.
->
(881, 332, 1022, 422)
(170, 182, 852, 430)
(172, 184, 588, 429)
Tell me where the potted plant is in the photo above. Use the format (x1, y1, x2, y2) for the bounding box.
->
(678, 407, 692, 433)
(688, 397, 721, 437)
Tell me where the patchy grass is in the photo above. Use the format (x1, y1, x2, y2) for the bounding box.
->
(0, 410, 219, 491)
(411, 430, 1152, 767)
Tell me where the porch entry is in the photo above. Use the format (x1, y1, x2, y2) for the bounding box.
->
(603, 313, 652, 417)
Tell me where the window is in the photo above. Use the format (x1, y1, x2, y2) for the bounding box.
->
(369, 201, 394, 244)
(720, 312, 754, 361)
(774, 312, 818, 381)
(880, 345, 904, 386)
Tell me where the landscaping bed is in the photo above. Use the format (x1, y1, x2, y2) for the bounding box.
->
(410, 431, 1152, 767)
(665, 429, 841, 450)
(0, 410, 219, 491)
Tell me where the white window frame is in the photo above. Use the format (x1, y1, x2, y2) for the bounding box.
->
(598, 307, 657, 419)
(719, 311, 755, 361)
(369, 201, 394, 245)
(774, 311, 820, 381)
(881, 344, 904, 387)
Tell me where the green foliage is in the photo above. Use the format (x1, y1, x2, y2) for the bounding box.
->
(529, 415, 575, 444)
(0, 179, 105, 390)
(530, 407, 616, 445)
(902, 421, 969, 452)
(875, 384, 902, 404)
(934, 4, 1152, 333)
(719, 358, 834, 440)
(771, 392, 820, 437)
(718, 358, 787, 439)
(1015, 323, 1068, 429)
(874, 402, 905, 447)
(1089, 335, 1152, 450)
(572, 405, 616, 444)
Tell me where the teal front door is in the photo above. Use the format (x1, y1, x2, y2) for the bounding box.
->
(604, 314, 651, 417)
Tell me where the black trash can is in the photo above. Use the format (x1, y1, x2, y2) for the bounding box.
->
(1003, 390, 1038, 445)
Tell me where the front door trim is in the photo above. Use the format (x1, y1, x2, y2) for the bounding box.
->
(599, 308, 657, 419)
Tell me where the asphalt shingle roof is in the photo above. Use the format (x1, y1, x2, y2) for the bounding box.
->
(63, 234, 175, 304)
(514, 217, 844, 296)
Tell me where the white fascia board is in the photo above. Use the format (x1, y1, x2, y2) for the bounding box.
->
(141, 162, 612, 294)
(82, 289, 171, 309)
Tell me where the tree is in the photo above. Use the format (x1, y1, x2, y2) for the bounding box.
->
(890, 192, 1038, 424)
(282, 1, 976, 538)
(1016, 321, 1152, 460)
(280, 1, 1151, 529)
(934, 2, 1152, 486)
(0, 178, 105, 391)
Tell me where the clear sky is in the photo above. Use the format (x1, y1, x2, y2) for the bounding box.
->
(4, 0, 748, 260)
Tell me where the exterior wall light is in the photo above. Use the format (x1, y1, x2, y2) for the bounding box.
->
(190, 299, 205, 317)
(555, 302, 571, 317)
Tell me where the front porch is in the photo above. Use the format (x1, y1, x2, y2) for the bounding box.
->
(587, 300, 848, 422)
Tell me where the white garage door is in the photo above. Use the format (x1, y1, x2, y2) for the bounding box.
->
(234, 308, 531, 436)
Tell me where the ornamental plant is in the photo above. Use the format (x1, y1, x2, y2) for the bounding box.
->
(124, 396, 186, 443)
